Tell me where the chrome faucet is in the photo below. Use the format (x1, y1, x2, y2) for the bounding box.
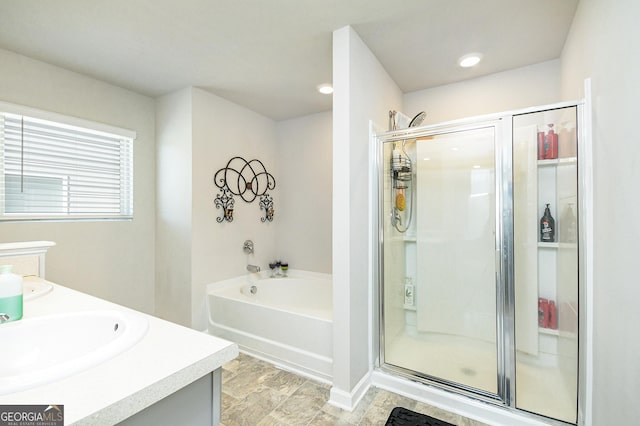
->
(0, 313, 10, 324)
(243, 240, 254, 254)
(246, 264, 261, 273)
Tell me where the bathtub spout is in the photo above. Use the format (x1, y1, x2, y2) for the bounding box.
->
(246, 264, 261, 273)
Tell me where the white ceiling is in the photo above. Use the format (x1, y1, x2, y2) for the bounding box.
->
(0, 0, 578, 121)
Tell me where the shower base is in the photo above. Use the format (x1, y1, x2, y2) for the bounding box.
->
(384, 329, 576, 423)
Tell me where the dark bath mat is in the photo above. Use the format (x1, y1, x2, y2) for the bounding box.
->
(385, 406, 456, 426)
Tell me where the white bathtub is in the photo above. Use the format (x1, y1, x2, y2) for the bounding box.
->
(206, 270, 332, 381)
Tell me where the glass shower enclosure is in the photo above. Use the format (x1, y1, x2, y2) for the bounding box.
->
(375, 104, 581, 424)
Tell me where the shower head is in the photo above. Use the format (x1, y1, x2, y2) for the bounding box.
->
(409, 111, 426, 128)
(389, 110, 427, 130)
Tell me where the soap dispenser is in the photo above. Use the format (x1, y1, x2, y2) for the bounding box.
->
(0, 265, 23, 323)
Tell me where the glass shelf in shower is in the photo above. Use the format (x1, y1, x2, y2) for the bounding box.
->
(537, 157, 577, 167)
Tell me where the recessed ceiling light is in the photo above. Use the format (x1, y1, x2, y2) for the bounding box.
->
(458, 53, 483, 68)
(473, 165, 481, 169)
(317, 83, 333, 94)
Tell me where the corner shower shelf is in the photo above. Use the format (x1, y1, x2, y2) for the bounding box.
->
(537, 242, 577, 249)
(539, 328, 579, 341)
(539, 327, 560, 336)
(537, 157, 577, 167)
(538, 242, 559, 248)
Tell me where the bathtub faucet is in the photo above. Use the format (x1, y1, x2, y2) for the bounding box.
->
(246, 264, 261, 273)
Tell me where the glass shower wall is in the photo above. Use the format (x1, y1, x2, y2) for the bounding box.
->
(513, 106, 579, 424)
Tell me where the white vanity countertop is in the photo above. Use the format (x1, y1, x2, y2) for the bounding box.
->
(0, 280, 238, 425)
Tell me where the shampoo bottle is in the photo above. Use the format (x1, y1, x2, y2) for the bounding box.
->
(0, 265, 23, 322)
(540, 204, 556, 242)
(545, 124, 558, 159)
(537, 125, 546, 160)
(549, 300, 558, 330)
(538, 298, 549, 328)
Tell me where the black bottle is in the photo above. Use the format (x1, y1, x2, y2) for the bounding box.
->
(540, 204, 555, 242)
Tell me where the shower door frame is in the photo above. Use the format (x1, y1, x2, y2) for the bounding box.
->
(374, 117, 514, 406)
(372, 99, 590, 425)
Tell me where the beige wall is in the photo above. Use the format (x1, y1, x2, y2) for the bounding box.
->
(0, 48, 156, 313)
(275, 111, 332, 274)
(560, 0, 640, 423)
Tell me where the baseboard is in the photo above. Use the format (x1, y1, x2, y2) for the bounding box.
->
(328, 372, 371, 411)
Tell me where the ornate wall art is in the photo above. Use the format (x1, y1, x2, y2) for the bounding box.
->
(213, 157, 276, 223)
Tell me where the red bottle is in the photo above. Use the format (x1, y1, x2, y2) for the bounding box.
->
(538, 298, 549, 328)
(545, 124, 558, 159)
(548, 300, 558, 330)
(551, 129, 558, 158)
(537, 130, 546, 160)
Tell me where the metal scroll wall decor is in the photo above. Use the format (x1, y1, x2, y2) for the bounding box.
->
(213, 156, 276, 223)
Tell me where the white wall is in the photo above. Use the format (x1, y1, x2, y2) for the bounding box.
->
(560, 0, 640, 423)
(155, 88, 193, 326)
(0, 48, 156, 313)
(332, 25, 403, 405)
(404, 60, 562, 124)
(156, 87, 279, 330)
(157, 87, 331, 331)
(191, 87, 278, 330)
(275, 111, 332, 273)
(159, 86, 330, 330)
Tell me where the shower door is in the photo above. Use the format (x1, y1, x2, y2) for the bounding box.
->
(377, 104, 581, 424)
(379, 123, 503, 398)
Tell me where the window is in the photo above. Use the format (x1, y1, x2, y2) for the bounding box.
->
(0, 105, 135, 221)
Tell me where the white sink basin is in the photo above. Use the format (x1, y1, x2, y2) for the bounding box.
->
(23, 278, 53, 301)
(0, 310, 148, 395)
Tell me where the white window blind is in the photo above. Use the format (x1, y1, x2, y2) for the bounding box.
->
(0, 111, 134, 221)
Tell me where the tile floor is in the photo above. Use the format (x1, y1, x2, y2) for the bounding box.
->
(221, 352, 488, 426)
